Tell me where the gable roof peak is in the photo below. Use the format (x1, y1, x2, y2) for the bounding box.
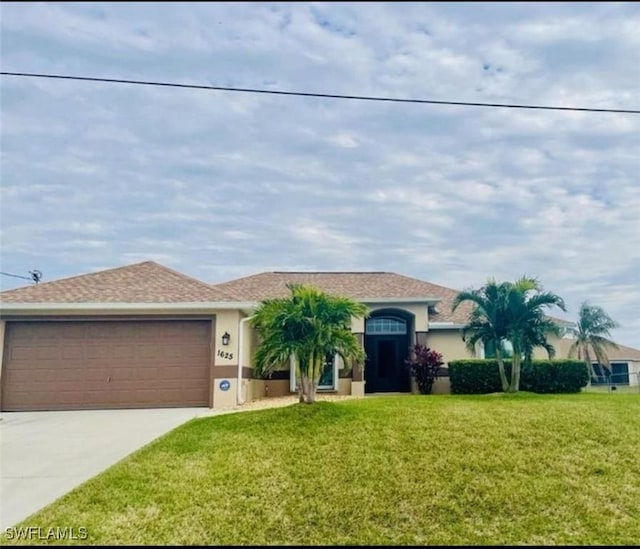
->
(0, 260, 235, 303)
(4, 260, 157, 291)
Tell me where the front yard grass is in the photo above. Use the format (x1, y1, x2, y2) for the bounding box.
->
(4, 393, 640, 545)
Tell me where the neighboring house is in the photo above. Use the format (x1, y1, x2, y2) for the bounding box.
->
(555, 339, 640, 388)
(0, 261, 633, 411)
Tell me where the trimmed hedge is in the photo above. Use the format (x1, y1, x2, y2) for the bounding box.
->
(449, 359, 589, 394)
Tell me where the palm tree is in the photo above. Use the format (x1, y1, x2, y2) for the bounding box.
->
(567, 302, 619, 382)
(452, 279, 512, 391)
(250, 284, 367, 404)
(453, 277, 565, 393)
(520, 309, 562, 366)
(505, 277, 566, 392)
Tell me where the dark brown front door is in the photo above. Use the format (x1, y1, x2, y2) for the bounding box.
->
(1, 320, 212, 411)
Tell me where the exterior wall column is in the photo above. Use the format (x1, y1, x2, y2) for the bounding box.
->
(211, 310, 242, 409)
(351, 332, 365, 396)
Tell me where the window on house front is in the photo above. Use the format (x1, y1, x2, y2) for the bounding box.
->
(289, 353, 339, 391)
(591, 363, 611, 385)
(484, 340, 497, 359)
(365, 317, 407, 335)
(592, 362, 629, 385)
(483, 340, 513, 359)
(591, 362, 629, 385)
(318, 353, 335, 388)
(612, 362, 630, 385)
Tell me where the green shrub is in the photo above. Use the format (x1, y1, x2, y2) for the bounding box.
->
(520, 360, 590, 393)
(449, 360, 507, 394)
(449, 359, 589, 394)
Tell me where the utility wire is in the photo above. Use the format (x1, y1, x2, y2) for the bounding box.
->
(0, 271, 34, 281)
(2, 71, 638, 114)
(0, 270, 42, 283)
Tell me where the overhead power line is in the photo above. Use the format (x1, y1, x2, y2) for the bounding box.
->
(0, 270, 42, 283)
(1, 71, 638, 114)
(0, 271, 32, 281)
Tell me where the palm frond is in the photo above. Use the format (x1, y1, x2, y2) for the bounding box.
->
(452, 289, 485, 313)
(525, 292, 567, 313)
(589, 335, 620, 350)
(569, 302, 620, 371)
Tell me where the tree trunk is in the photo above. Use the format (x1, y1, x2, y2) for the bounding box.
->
(584, 347, 598, 382)
(300, 374, 309, 403)
(295, 357, 305, 403)
(307, 378, 316, 404)
(302, 352, 314, 404)
(508, 351, 521, 393)
(495, 347, 509, 392)
(307, 355, 322, 404)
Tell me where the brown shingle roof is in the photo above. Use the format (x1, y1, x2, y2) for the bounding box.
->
(605, 343, 640, 361)
(558, 339, 640, 361)
(0, 261, 236, 303)
(213, 271, 473, 323)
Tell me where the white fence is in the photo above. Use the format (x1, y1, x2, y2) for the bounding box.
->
(586, 371, 640, 394)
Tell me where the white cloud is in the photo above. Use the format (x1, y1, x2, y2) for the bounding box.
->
(1, 2, 639, 348)
(328, 133, 359, 148)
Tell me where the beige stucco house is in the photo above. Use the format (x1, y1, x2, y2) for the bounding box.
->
(0, 261, 634, 411)
(554, 339, 640, 388)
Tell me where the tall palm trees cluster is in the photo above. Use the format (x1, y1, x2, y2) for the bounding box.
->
(452, 277, 566, 393)
(453, 278, 620, 392)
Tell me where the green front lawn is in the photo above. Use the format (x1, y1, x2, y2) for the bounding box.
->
(5, 394, 640, 545)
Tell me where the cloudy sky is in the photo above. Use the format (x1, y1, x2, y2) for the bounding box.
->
(1, 2, 639, 347)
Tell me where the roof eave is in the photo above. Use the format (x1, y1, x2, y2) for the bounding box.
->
(428, 322, 466, 329)
(0, 301, 258, 314)
(361, 297, 441, 305)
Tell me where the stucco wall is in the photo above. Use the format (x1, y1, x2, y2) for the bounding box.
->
(426, 329, 474, 365)
(213, 378, 238, 408)
(246, 377, 353, 401)
(240, 316, 253, 369)
(531, 334, 566, 359)
(629, 361, 640, 387)
(213, 309, 241, 367)
(211, 310, 241, 409)
(251, 379, 265, 400)
(262, 379, 291, 398)
(431, 377, 451, 394)
(239, 378, 252, 403)
(338, 378, 352, 395)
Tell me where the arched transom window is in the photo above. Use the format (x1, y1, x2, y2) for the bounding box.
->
(365, 316, 407, 335)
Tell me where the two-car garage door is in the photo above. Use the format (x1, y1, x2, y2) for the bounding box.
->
(1, 320, 212, 411)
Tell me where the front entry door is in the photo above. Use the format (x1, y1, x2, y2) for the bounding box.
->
(364, 333, 410, 393)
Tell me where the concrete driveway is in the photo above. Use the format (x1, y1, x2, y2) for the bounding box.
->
(0, 407, 215, 529)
